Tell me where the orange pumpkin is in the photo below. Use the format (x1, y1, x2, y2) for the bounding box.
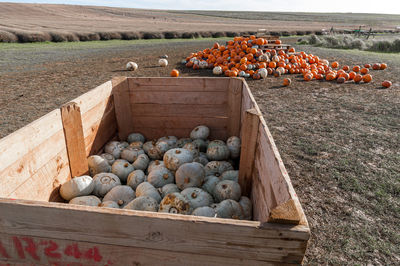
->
(364, 63, 371, 68)
(352, 65, 360, 72)
(170, 69, 179, 77)
(360, 68, 369, 75)
(382, 80, 392, 88)
(354, 74, 363, 83)
(342, 65, 350, 72)
(372, 63, 381, 70)
(380, 63, 387, 70)
(252, 73, 261, 80)
(283, 78, 291, 87)
(268, 61, 277, 68)
(349, 71, 356, 80)
(331, 61, 339, 68)
(304, 73, 313, 81)
(362, 74, 372, 83)
(275, 40, 282, 44)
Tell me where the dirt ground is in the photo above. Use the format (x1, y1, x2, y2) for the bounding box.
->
(1, 2, 399, 34)
(0, 38, 399, 265)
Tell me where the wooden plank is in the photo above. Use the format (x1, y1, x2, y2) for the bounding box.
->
(80, 97, 117, 156)
(0, 130, 67, 197)
(131, 104, 228, 118)
(251, 168, 271, 222)
(130, 91, 227, 105)
(238, 109, 261, 196)
(268, 199, 302, 225)
(112, 77, 132, 141)
(7, 151, 70, 201)
(0, 109, 63, 174)
(71, 81, 113, 114)
(128, 77, 230, 92)
(129, 127, 228, 141)
(0, 199, 310, 264)
(130, 116, 228, 131)
(60, 102, 88, 178)
(0, 233, 274, 266)
(227, 78, 242, 137)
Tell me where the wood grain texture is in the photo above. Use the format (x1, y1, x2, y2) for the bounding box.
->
(130, 91, 228, 105)
(112, 77, 132, 141)
(130, 127, 228, 141)
(131, 103, 228, 118)
(238, 108, 261, 197)
(60, 102, 88, 178)
(268, 199, 302, 225)
(227, 78, 242, 137)
(0, 233, 269, 266)
(0, 199, 310, 264)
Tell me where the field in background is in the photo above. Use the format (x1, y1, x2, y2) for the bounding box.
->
(1, 3, 400, 43)
(0, 37, 399, 264)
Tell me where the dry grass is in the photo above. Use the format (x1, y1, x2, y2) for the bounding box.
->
(0, 30, 17, 42)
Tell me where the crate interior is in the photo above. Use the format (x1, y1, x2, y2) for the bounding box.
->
(0, 77, 305, 225)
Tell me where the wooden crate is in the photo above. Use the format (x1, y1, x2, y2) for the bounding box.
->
(0, 77, 309, 265)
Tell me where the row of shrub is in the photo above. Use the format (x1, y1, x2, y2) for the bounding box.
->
(0, 29, 334, 43)
(299, 34, 400, 53)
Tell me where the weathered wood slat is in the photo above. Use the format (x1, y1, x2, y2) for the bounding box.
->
(0, 199, 310, 264)
(227, 78, 242, 137)
(131, 104, 228, 118)
(130, 116, 228, 130)
(60, 103, 88, 178)
(238, 109, 260, 196)
(128, 77, 230, 92)
(251, 168, 271, 222)
(0, 233, 273, 266)
(130, 91, 228, 105)
(71, 81, 113, 114)
(112, 77, 133, 141)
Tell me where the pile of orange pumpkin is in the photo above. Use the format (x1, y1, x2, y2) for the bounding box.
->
(182, 35, 391, 87)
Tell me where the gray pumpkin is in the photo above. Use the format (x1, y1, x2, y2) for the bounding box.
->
(214, 199, 244, 219)
(136, 182, 162, 203)
(127, 170, 146, 190)
(69, 195, 101, 207)
(192, 139, 208, 152)
(221, 170, 239, 182)
(206, 140, 230, 161)
(157, 136, 178, 149)
(147, 160, 165, 173)
(147, 166, 174, 188)
(155, 140, 170, 157)
(123, 196, 159, 212)
(60, 175, 94, 201)
(92, 173, 121, 197)
(175, 162, 205, 190)
(88, 155, 111, 176)
(239, 196, 252, 220)
(181, 187, 213, 210)
(201, 175, 220, 195)
(129, 141, 144, 149)
(158, 192, 192, 215)
(204, 161, 234, 177)
(127, 133, 145, 144)
(121, 147, 145, 163)
(176, 138, 192, 148)
(192, 206, 216, 217)
(160, 183, 180, 198)
(183, 142, 200, 158)
(99, 201, 120, 209)
(190, 125, 210, 140)
(132, 154, 150, 171)
(119, 141, 129, 149)
(100, 153, 116, 166)
(111, 159, 135, 183)
(104, 141, 122, 159)
(193, 152, 209, 166)
(143, 140, 163, 160)
(163, 148, 194, 171)
(213, 180, 241, 202)
(227, 136, 241, 159)
(103, 185, 135, 208)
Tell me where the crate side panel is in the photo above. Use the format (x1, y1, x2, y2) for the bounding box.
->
(0, 110, 70, 200)
(0, 233, 270, 266)
(0, 200, 310, 264)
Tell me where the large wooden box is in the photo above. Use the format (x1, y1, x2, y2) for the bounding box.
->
(0, 77, 309, 265)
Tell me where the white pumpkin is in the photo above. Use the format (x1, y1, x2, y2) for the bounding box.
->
(87, 155, 111, 176)
(60, 175, 94, 201)
(126, 62, 138, 71)
(258, 68, 268, 79)
(159, 58, 168, 67)
(213, 66, 223, 75)
(199, 60, 208, 69)
(69, 195, 101, 207)
(103, 185, 136, 208)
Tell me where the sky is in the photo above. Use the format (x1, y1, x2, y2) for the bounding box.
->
(1, 0, 400, 14)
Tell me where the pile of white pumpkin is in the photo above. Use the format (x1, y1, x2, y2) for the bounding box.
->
(59, 125, 252, 220)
